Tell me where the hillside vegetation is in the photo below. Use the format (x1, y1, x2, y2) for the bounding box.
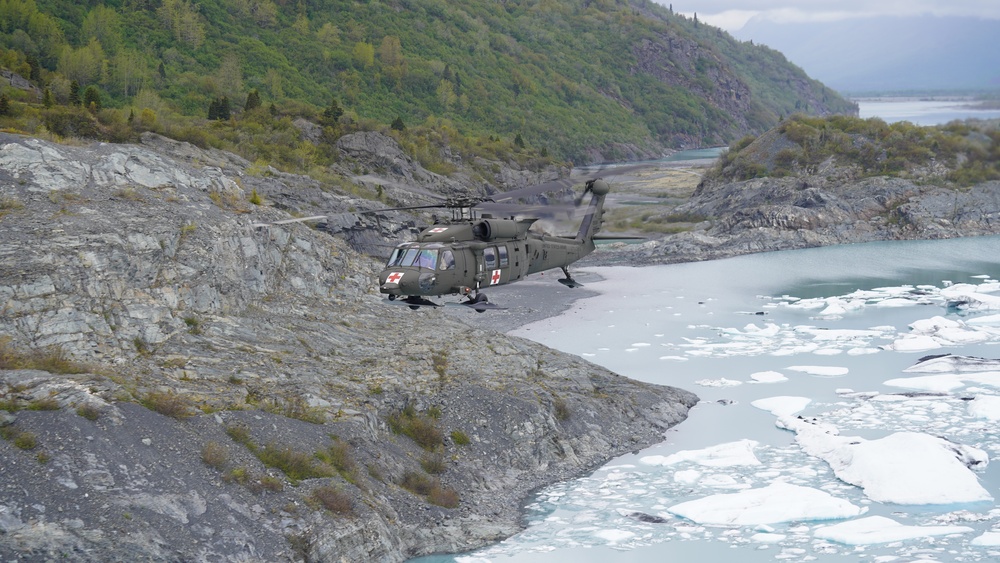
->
(1, 0, 853, 170)
(707, 115, 1000, 187)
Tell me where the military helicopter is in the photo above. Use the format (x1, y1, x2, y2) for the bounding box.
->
(374, 176, 620, 312)
(258, 165, 649, 311)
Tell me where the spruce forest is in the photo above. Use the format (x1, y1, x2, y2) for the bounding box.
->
(0, 0, 855, 174)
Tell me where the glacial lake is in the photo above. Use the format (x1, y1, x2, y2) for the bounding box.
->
(415, 235, 1000, 563)
(856, 98, 1000, 125)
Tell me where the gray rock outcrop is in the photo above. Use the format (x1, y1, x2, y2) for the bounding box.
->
(0, 132, 696, 562)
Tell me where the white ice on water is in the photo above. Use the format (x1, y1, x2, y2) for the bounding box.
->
(464, 271, 1000, 562)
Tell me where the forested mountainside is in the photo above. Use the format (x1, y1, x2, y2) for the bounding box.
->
(1, 0, 854, 165)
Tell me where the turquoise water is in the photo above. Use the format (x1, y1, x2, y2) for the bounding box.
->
(857, 99, 1000, 125)
(414, 235, 1000, 563)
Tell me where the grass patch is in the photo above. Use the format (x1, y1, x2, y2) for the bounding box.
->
(1, 426, 37, 450)
(420, 453, 446, 475)
(201, 441, 229, 470)
(76, 404, 101, 421)
(27, 397, 60, 411)
(553, 396, 570, 421)
(257, 442, 335, 483)
(400, 471, 459, 508)
(314, 438, 360, 484)
(0, 336, 90, 374)
(387, 405, 443, 451)
(261, 396, 327, 424)
(141, 391, 194, 419)
(310, 485, 353, 516)
(450, 430, 471, 446)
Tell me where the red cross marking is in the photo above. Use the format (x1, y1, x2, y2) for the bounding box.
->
(429, 227, 448, 233)
(490, 269, 502, 285)
(386, 272, 404, 284)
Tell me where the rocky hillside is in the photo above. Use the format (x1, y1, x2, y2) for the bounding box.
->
(599, 117, 1000, 266)
(0, 132, 697, 562)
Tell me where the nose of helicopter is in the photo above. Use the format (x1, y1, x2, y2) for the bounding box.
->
(380, 269, 436, 295)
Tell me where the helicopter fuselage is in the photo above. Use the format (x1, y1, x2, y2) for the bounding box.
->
(377, 179, 609, 306)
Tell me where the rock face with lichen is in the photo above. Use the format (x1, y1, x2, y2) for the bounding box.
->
(0, 132, 697, 562)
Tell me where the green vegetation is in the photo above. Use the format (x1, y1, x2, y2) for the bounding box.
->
(0, 425, 37, 450)
(76, 403, 101, 420)
(387, 404, 443, 450)
(0, 336, 90, 374)
(709, 114, 1000, 186)
(400, 471, 459, 508)
(0, 0, 851, 168)
(310, 485, 353, 516)
(140, 390, 193, 419)
(450, 429, 471, 446)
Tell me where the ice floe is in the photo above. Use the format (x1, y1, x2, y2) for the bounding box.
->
(814, 515, 973, 545)
(777, 418, 991, 505)
(641, 439, 760, 467)
(667, 482, 863, 526)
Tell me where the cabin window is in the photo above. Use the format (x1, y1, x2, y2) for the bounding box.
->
(498, 245, 508, 267)
(439, 250, 455, 270)
(483, 247, 496, 269)
(414, 248, 438, 269)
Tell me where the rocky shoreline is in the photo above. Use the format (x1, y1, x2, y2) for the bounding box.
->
(0, 132, 697, 562)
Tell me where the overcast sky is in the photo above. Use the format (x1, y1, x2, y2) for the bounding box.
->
(656, 1, 1000, 31)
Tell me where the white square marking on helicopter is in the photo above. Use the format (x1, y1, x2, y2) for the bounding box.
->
(386, 272, 404, 284)
(429, 227, 448, 233)
(490, 269, 502, 285)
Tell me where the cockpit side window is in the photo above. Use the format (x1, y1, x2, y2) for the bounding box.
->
(439, 250, 455, 270)
(414, 248, 438, 269)
(498, 245, 508, 267)
(484, 246, 497, 269)
(386, 248, 403, 267)
(400, 248, 419, 267)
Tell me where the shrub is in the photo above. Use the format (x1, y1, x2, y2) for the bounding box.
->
(400, 471, 435, 495)
(420, 453, 446, 475)
(76, 404, 101, 421)
(428, 484, 460, 508)
(27, 397, 59, 411)
(257, 443, 335, 483)
(201, 441, 229, 470)
(141, 391, 193, 419)
(0, 337, 89, 374)
(387, 407, 444, 451)
(315, 439, 359, 483)
(225, 423, 254, 447)
(450, 430, 470, 446)
(13, 430, 37, 450)
(311, 485, 353, 516)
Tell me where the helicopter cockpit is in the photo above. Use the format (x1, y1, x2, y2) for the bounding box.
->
(386, 243, 456, 271)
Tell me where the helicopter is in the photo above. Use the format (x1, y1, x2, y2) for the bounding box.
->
(375, 177, 618, 312)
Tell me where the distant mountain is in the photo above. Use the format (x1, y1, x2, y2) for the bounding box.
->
(733, 16, 1000, 93)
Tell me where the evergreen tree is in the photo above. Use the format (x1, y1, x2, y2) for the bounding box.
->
(514, 133, 525, 149)
(158, 61, 166, 80)
(82, 85, 102, 111)
(322, 98, 343, 126)
(390, 116, 406, 131)
(208, 98, 219, 120)
(42, 88, 54, 108)
(69, 80, 81, 106)
(218, 96, 231, 119)
(0, 94, 10, 117)
(268, 103, 278, 117)
(244, 89, 261, 112)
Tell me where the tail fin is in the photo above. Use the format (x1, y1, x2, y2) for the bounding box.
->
(575, 179, 610, 242)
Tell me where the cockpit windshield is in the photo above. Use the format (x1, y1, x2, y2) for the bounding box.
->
(386, 244, 439, 270)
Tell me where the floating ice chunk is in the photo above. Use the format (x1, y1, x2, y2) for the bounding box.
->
(630, 342, 651, 347)
(751, 396, 811, 417)
(694, 378, 743, 387)
(642, 439, 761, 467)
(967, 313, 1000, 326)
(904, 354, 1000, 373)
(594, 529, 635, 544)
(750, 371, 787, 383)
(883, 373, 965, 393)
(750, 532, 787, 543)
(699, 474, 748, 489)
(910, 316, 962, 334)
(875, 297, 918, 308)
(658, 355, 689, 361)
(673, 469, 701, 484)
(778, 418, 992, 504)
(847, 347, 880, 355)
(884, 334, 941, 352)
(813, 515, 972, 545)
(813, 348, 843, 355)
(971, 531, 1000, 546)
(940, 283, 1000, 310)
(667, 482, 862, 526)
(786, 365, 849, 376)
(968, 395, 1000, 421)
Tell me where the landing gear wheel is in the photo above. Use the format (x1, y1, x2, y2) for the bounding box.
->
(388, 294, 396, 301)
